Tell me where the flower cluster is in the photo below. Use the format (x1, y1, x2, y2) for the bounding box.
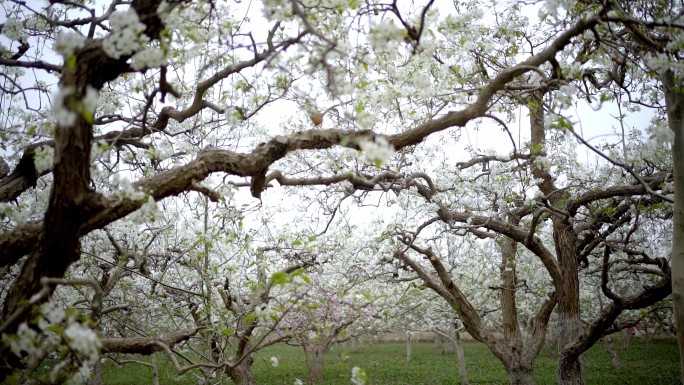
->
(554, 84, 578, 109)
(2, 301, 101, 385)
(2, 18, 27, 42)
(255, 303, 281, 322)
(131, 47, 167, 70)
(4, 322, 39, 357)
(54, 32, 86, 58)
(52, 87, 78, 127)
(64, 322, 101, 362)
(270, 356, 279, 367)
(103, 9, 148, 59)
(351, 366, 367, 385)
(358, 136, 394, 167)
(52, 86, 99, 127)
(368, 20, 405, 54)
(33, 145, 54, 174)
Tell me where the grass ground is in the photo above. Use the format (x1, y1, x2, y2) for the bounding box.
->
(101, 339, 680, 385)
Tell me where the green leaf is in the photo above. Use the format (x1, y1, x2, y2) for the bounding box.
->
(220, 328, 233, 336)
(244, 312, 257, 324)
(271, 272, 288, 285)
(66, 55, 77, 70)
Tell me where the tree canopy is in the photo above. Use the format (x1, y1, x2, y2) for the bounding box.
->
(0, 1, 680, 384)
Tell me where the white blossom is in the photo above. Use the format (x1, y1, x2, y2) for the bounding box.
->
(81, 86, 99, 117)
(644, 53, 671, 74)
(33, 145, 54, 174)
(25, 15, 50, 32)
(52, 87, 78, 127)
(356, 111, 376, 130)
(131, 47, 167, 70)
(41, 302, 66, 326)
(65, 322, 101, 361)
(533, 156, 551, 171)
(51, 86, 99, 127)
(102, 9, 148, 59)
(358, 136, 394, 167)
(66, 363, 92, 385)
(270, 356, 279, 367)
(351, 366, 367, 385)
(54, 32, 86, 58)
(294, 379, 303, 385)
(411, 72, 430, 89)
(555, 84, 577, 108)
(2, 18, 27, 42)
(369, 21, 405, 53)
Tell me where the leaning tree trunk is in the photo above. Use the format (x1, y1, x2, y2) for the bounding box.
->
(664, 69, 684, 385)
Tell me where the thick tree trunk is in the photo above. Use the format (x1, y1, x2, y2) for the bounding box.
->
(663, 70, 684, 385)
(228, 358, 256, 385)
(506, 365, 536, 385)
(554, 220, 585, 385)
(305, 346, 326, 384)
(529, 98, 585, 385)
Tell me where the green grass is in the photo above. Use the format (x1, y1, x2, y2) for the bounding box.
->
(101, 339, 680, 385)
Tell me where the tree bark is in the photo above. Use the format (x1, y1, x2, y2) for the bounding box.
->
(663, 69, 684, 385)
(453, 330, 469, 385)
(151, 353, 160, 385)
(529, 98, 585, 385)
(228, 357, 257, 385)
(305, 345, 326, 384)
(554, 219, 585, 385)
(506, 365, 536, 385)
(602, 336, 620, 371)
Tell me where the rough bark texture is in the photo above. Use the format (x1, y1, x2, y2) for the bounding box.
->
(99, 328, 200, 355)
(506, 366, 536, 385)
(306, 346, 326, 384)
(529, 99, 585, 385)
(0, 2, 167, 379)
(664, 69, 684, 385)
(554, 219, 585, 385)
(228, 357, 257, 385)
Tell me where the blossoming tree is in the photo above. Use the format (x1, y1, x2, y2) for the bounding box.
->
(0, 0, 680, 384)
